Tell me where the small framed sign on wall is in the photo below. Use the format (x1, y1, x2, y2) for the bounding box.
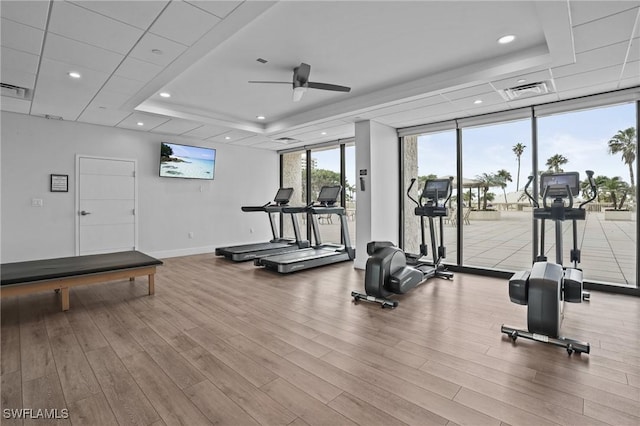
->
(50, 174, 68, 192)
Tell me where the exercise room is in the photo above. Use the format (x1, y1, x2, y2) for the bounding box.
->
(1, 1, 639, 425)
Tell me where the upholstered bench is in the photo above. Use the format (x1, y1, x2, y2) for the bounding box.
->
(1, 251, 162, 311)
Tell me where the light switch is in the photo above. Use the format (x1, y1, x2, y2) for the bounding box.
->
(32, 198, 43, 207)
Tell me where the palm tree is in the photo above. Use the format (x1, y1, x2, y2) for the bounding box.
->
(495, 169, 513, 204)
(546, 154, 568, 173)
(608, 127, 636, 189)
(512, 143, 526, 191)
(600, 176, 630, 210)
(475, 172, 498, 210)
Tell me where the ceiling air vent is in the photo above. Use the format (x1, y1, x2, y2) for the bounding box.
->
(498, 80, 555, 101)
(274, 137, 299, 144)
(1, 83, 31, 100)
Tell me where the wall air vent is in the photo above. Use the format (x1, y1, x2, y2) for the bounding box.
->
(1, 82, 31, 100)
(498, 80, 556, 101)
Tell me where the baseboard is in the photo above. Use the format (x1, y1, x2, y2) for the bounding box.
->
(146, 246, 218, 259)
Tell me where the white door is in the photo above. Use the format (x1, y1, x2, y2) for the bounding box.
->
(76, 156, 137, 255)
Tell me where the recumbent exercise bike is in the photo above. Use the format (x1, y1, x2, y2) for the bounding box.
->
(501, 170, 597, 355)
(351, 177, 453, 308)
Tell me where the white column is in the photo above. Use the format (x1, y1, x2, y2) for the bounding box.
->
(354, 120, 399, 269)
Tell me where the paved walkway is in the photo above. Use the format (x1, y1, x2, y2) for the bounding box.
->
(315, 211, 637, 288)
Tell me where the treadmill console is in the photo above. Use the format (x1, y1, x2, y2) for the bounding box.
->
(540, 172, 580, 198)
(317, 185, 342, 206)
(422, 179, 451, 201)
(274, 187, 294, 205)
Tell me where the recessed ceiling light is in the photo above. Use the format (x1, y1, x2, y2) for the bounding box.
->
(474, 99, 483, 104)
(137, 122, 144, 126)
(159, 92, 171, 98)
(225, 136, 231, 140)
(517, 79, 526, 83)
(498, 35, 516, 44)
(256, 115, 266, 120)
(68, 71, 81, 79)
(151, 49, 163, 55)
(321, 132, 327, 135)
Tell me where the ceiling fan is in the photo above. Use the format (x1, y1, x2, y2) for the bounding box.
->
(249, 62, 351, 102)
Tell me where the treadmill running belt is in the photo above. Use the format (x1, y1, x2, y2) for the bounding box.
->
(222, 242, 292, 254)
(260, 248, 339, 264)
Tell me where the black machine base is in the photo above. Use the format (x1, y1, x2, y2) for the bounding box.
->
(350, 291, 398, 308)
(500, 324, 590, 355)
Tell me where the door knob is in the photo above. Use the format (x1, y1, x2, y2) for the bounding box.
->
(80, 210, 91, 216)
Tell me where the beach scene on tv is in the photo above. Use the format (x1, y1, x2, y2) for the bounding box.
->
(160, 142, 216, 179)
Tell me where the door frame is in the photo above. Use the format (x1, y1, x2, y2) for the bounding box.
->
(75, 154, 138, 255)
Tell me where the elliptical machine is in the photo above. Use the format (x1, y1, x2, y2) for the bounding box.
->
(501, 170, 597, 355)
(351, 177, 453, 308)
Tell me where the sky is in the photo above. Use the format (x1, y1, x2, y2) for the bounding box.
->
(305, 102, 636, 195)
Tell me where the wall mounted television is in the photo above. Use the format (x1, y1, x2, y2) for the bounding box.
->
(159, 142, 216, 180)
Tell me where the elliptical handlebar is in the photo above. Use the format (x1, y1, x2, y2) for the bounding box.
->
(523, 175, 538, 208)
(579, 170, 598, 210)
(407, 178, 421, 207)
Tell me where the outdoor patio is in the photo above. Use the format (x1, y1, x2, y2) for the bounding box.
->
(314, 210, 637, 288)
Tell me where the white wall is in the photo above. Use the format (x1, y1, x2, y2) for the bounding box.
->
(1, 112, 278, 262)
(354, 120, 399, 269)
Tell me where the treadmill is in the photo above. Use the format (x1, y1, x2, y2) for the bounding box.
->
(215, 188, 310, 261)
(254, 185, 355, 273)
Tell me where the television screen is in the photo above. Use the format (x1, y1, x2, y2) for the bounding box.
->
(160, 142, 216, 180)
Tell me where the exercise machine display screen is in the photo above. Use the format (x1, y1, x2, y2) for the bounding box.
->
(422, 179, 450, 199)
(317, 185, 342, 204)
(540, 172, 580, 198)
(274, 187, 294, 204)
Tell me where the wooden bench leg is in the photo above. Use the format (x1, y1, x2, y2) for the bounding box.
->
(130, 277, 135, 282)
(60, 287, 70, 311)
(148, 274, 155, 295)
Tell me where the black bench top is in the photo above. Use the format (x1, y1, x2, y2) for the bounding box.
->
(1, 251, 163, 286)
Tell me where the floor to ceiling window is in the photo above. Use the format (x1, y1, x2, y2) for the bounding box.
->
(402, 130, 457, 261)
(461, 118, 532, 272)
(537, 102, 637, 288)
(280, 141, 356, 247)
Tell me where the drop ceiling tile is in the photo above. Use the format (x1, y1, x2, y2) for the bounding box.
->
(553, 64, 623, 92)
(88, 90, 132, 109)
(77, 108, 131, 127)
(359, 95, 448, 120)
(552, 40, 629, 78)
(48, 1, 143, 54)
(185, 1, 242, 18)
(570, 1, 639, 26)
(43, 33, 124, 74)
(149, 0, 221, 46)
(621, 60, 640, 79)
(30, 58, 111, 119)
(129, 32, 188, 67)
(449, 91, 508, 111)
(628, 37, 640, 62)
(491, 69, 553, 90)
(1, 46, 39, 75)
(101, 75, 147, 96)
(557, 81, 620, 100)
(287, 123, 354, 142)
(181, 124, 229, 139)
(440, 84, 495, 101)
(230, 135, 273, 146)
(572, 8, 638, 53)
(69, 0, 169, 30)
(0, 96, 31, 114)
(117, 112, 170, 130)
(0, 18, 44, 55)
(150, 119, 202, 135)
(376, 101, 460, 124)
(0, 0, 49, 29)
(207, 129, 255, 143)
(0, 68, 36, 89)
(115, 57, 163, 82)
(619, 75, 640, 88)
(251, 142, 290, 151)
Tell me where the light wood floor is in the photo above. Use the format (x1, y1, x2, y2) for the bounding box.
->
(1, 254, 639, 426)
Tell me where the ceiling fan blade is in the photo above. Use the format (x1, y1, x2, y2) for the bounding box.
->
(248, 81, 291, 84)
(307, 82, 351, 92)
(294, 63, 311, 85)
